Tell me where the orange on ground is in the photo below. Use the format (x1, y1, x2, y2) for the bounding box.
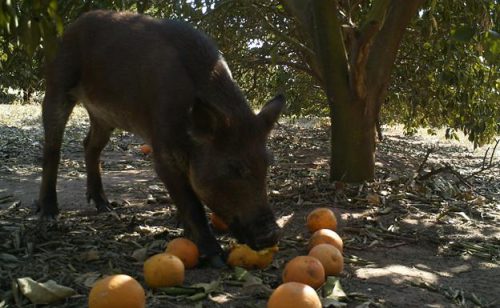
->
(139, 144, 152, 155)
(210, 212, 229, 232)
(308, 244, 344, 276)
(143, 253, 184, 288)
(308, 229, 343, 252)
(165, 237, 199, 268)
(88, 274, 145, 308)
(306, 207, 337, 232)
(267, 282, 322, 308)
(282, 256, 325, 289)
(227, 244, 278, 269)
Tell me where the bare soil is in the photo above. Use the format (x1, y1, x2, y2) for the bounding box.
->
(1, 105, 499, 307)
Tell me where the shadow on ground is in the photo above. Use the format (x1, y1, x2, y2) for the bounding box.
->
(1, 109, 499, 307)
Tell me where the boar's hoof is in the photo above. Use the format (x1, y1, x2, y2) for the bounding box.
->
(95, 202, 113, 213)
(34, 199, 59, 219)
(86, 192, 112, 213)
(207, 255, 227, 269)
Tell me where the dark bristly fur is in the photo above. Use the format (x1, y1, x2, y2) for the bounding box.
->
(37, 10, 285, 262)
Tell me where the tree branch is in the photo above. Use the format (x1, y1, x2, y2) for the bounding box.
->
(248, 57, 319, 80)
(366, 0, 424, 107)
(350, 21, 380, 100)
(311, 0, 351, 103)
(279, 0, 312, 31)
(273, 0, 327, 88)
(251, 4, 315, 58)
(361, 0, 390, 31)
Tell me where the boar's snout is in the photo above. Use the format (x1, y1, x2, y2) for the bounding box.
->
(231, 212, 282, 251)
(249, 223, 281, 250)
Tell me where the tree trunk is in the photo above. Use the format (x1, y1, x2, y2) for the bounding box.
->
(283, 0, 423, 182)
(330, 97, 376, 182)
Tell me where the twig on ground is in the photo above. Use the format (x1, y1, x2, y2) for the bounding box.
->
(465, 139, 499, 180)
(416, 165, 451, 182)
(443, 163, 472, 188)
(415, 162, 473, 189)
(415, 147, 435, 176)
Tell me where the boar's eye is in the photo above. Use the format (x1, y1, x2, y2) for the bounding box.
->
(227, 160, 250, 178)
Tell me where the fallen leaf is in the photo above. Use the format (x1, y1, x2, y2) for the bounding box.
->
(191, 280, 221, 294)
(366, 193, 381, 205)
(0, 253, 18, 263)
(75, 272, 101, 288)
(79, 249, 100, 262)
(321, 298, 347, 307)
(131, 247, 148, 261)
(322, 276, 347, 300)
(16, 277, 76, 304)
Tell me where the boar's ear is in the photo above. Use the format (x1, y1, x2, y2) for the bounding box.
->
(258, 94, 285, 133)
(189, 98, 228, 143)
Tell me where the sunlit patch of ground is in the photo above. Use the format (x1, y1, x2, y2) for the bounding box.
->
(1, 104, 498, 307)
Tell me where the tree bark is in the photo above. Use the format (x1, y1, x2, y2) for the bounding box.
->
(366, 0, 425, 108)
(330, 97, 376, 181)
(283, 0, 423, 182)
(310, 0, 376, 182)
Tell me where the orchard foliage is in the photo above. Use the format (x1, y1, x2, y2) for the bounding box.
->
(0, 0, 498, 146)
(385, 0, 499, 147)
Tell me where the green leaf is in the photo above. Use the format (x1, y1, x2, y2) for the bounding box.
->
(232, 267, 263, 286)
(19, 19, 37, 56)
(158, 286, 200, 296)
(186, 281, 221, 301)
(48, 0, 58, 13)
(191, 280, 221, 294)
(31, 20, 41, 52)
(233, 266, 249, 281)
(54, 15, 63, 35)
(40, 17, 58, 61)
(451, 25, 475, 42)
(0, 9, 7, 29)
(186, 292, 208, 301)
(322, 276, 347, 300)
(483, 30, 500, 65)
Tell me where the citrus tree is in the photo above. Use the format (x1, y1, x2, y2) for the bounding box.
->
(0, 0, 166, 100)
(1, 0, 498, 181)
(385, 0, 499, 148)
(200, 0, 498, 181)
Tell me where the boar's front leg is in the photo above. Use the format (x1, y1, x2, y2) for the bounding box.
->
(153, 153, 224, 266)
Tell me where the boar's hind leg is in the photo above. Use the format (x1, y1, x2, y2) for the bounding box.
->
(154, 156, 225, 266)
(84, 117, 114, 212)
(37, 89, 77, 218)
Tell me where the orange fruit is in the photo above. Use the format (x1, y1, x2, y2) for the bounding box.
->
(306, 207, 337, 232)
(143, 253, 184, 288)
(210, 212, 229, 232)
(227, 244, 278, 269)
(308, 244, 344, 276)
(267, 282, 322, 308)
(282, 256, 325, 289)
(88, 274, 145, 308)
(255, 245, 279, 269)
(308, 229, 343, 252)
(165, 237, 199, 268)
(139, 144, 152, 155)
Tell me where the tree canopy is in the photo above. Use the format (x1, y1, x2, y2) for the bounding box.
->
(1, 0, 498, 149)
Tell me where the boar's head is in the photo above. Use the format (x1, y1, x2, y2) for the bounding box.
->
(188, 95, 285, 250)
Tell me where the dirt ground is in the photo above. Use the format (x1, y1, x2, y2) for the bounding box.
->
(1, 105, 499, 307)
